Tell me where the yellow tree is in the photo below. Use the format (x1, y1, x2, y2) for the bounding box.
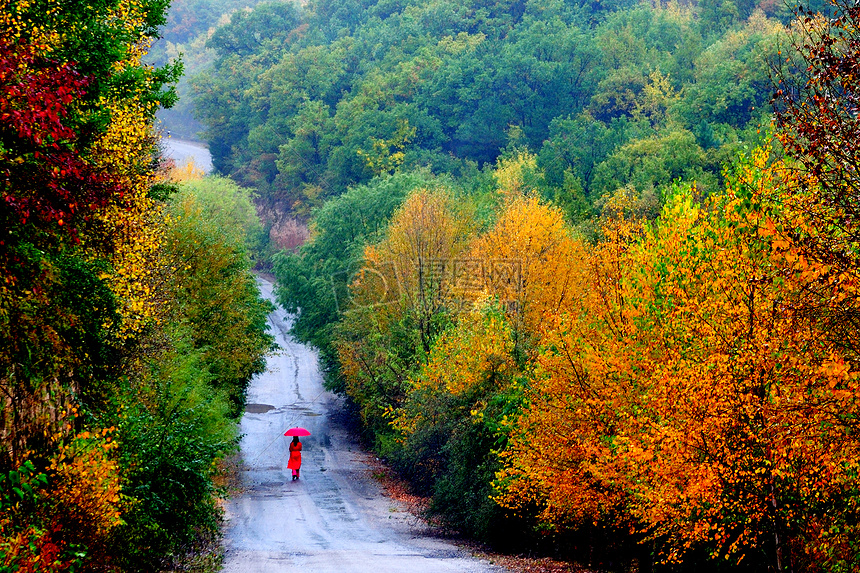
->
(89, 0, 177, 340)
(353, 188, 475, 349)
(493, 150, 541, 202)
(393, 300, 518, 439)
(469, 195, 588, 339)
(336, 188, 475, 439)
(493, 192, 644, 534)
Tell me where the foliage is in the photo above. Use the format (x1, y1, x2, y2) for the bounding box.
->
(468, 192, 588, 337)
(495, 151, 860, 570)
(390, 303, 523, 539)
(105, 336, 237, 571)
(47, 430, 123, 559)
(0, 461, 80, 573)
(301, 85, 860, 573)
(772, 0, 860, 327)
(1, 431, 124, 572)
(150, 0, 274, 139)
(173, 175, 267, 257)
(166, 0, 860, 569)
(273, 169, 451, 387)
(334, 188, 474, 440)
(168, 156, 207, 183)
(0, 0, 176, 463)
(164, 178, 275, 415)
(191, 0, 786, 211)
(0, 0, 273, 570)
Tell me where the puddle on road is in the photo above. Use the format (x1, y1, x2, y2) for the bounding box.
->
(245, 403, 275, 413)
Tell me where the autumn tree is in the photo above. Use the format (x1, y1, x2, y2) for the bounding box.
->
(352, 188, 475, 350)
(493, 192, 645, 548)
(772, 0, 860, 361)
(273, 170, 448, 391)
(468, 190, 588, 338)
(0, 1, 272, 569)
(336, 188, 475, 441)
(392, 302, 523, 540)
(497, 151, 860, 570)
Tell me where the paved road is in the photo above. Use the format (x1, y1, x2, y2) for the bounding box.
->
(162, 137, 213, 173)
(221, 277, 503, 573)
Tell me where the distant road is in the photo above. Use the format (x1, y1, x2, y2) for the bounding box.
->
(162, 137, 213, 173)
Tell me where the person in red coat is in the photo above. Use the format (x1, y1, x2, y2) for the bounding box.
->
(288, 436, 302, 480)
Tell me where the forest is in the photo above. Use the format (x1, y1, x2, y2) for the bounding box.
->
(2, 0, 859, 569)
(189, 0, 805, 220)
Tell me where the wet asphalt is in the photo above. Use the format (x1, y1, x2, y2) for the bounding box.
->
(221, 278, 503, 572)
(162, 137, 213, 172)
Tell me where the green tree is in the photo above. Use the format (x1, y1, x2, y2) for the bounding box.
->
(165, 179, 275, 415)
(538, 111, 632, 196)
(590, 127, 713, 201)
(274, 170, 449, 386)
(680, 10, 782, 129)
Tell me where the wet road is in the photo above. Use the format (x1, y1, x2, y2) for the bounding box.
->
(162, 137, 213, 172)
(221, 277, 503, 573)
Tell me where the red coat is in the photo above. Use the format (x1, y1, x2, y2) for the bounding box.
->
(288, 440, 302, 470)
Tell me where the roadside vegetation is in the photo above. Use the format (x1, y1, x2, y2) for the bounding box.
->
(196, 0, 858, 570)
(0, 1, 272, 569)
(4, 0, 860, 569)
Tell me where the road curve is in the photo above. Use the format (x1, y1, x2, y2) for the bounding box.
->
(161, 137, 213, 173)
(221, 277, 503, 573)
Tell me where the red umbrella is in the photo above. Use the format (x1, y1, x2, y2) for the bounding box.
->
(284, 427, 311, 437)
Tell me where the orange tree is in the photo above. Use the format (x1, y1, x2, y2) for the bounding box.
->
(493, 192, 646, 564)
(495, 151, 860, 571)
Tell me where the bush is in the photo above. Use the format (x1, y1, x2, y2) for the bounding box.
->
(106, 332, 237, 571)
